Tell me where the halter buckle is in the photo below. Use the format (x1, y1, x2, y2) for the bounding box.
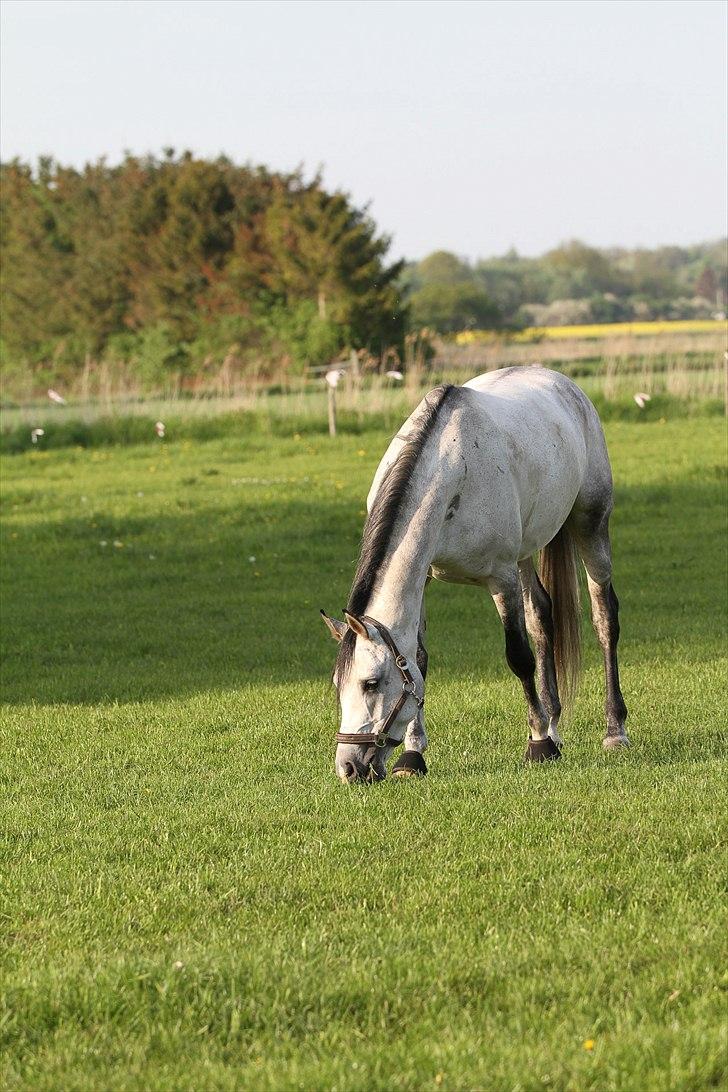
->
(374, 732, 388, 749)
(395, 654, 408, 670)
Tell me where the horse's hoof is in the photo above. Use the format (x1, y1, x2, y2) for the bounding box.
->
(392, 751, 428, 778)
(603, 733, 631, 751)
(524, 736, 561, 763)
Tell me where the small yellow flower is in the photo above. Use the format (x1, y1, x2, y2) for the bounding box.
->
(357, 449, 366, 456)
(583, 1039, 595, 1052)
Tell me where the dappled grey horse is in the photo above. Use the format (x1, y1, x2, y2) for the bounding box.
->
(321, 367, 629, 783)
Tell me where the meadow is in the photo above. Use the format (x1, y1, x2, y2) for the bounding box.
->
(1, 397, 726, 1090)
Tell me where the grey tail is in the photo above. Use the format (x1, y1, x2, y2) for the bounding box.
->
(539, 524, 582, 710)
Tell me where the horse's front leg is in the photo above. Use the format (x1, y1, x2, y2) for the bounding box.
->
(489, 571, 559, 762)
(391, 712, 429, 778)
(392, 584, 429, 778)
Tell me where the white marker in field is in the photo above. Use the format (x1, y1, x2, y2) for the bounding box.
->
(155, 421, 166, 438)
(31, 428, 45, 443)
(633, 392, 651, 409)
(324, 370, 345, 437)
(385, 370, 404, 381)
(48, 388, 66, 404)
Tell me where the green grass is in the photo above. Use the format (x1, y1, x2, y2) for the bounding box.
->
(1, 414, 726, 1090)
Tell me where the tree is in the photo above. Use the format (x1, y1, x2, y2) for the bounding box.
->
(543, 240, 628, 300)
(0, 159, 76, 362)
(416, 250, 471, 286)
(694, 265, 717, 303)
(0, 154, 406, 388)
(410, 283, 500, 333)
(262, 175, 404, 355)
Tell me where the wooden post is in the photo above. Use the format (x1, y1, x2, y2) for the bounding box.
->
(328, 384, 337, 436)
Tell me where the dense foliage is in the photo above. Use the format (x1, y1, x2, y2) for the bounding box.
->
(1, 152, 725, 396)
(405, 239, 728, 331)
(0, 153, 404, 393)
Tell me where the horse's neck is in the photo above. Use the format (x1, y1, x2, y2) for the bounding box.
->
(366, 473, 447, 655)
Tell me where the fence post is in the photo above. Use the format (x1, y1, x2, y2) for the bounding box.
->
(327, 384, 337, 437)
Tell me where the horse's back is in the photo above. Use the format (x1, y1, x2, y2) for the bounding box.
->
(462, 366, 598, 440)
(369, 368, 612, 564)
(460, 366, 613, 534)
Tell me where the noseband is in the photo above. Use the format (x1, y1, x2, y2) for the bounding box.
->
(335, 615, 424, 751)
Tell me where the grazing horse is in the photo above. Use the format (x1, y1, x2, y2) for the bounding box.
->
(321, 367, 629, 783)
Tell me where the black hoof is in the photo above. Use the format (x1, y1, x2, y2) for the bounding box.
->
(392, 750, 428, 778)
(524, 736, 561, 763)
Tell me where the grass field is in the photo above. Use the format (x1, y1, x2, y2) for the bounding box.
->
(1, 407, 726, 1090)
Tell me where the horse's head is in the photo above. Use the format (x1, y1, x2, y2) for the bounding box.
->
(321, 610, 425, 783)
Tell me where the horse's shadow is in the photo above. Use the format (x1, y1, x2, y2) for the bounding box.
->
(1, 478, 724, 707)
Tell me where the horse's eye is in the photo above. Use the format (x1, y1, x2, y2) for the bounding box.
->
(362, 678, 379, 692)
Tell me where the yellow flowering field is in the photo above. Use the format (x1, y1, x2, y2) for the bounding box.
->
(456, 318, 728, 345)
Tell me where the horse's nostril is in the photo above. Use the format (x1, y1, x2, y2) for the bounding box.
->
(343, 761, 359, 782)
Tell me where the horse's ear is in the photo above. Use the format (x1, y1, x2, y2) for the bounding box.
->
(343, 611, 373, 640)
(320, 609, 346, 642)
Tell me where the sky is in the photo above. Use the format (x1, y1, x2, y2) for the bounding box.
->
(1, 0, 726, 262)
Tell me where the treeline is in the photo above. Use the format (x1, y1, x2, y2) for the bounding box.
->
(1, 152, 726, 399)
(404, 241, 727, 331)
(0, 152, 404, 395)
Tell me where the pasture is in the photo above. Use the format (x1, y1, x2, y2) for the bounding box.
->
(1, 409, 726, 1090)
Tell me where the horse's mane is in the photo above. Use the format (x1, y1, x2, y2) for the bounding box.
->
(335, 383, 457, 682)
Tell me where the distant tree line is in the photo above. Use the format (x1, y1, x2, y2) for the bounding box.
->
(1, 151, 726, 398)
(0, 152, 404, 395)
(404, 240, 727, 332)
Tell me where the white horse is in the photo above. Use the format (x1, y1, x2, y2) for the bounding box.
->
(321, 367, 629, 783)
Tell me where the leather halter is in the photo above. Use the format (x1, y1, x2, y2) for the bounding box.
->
(335, 615, 424, 750)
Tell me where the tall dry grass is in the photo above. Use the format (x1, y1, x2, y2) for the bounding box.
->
(2, 328, 725, 433)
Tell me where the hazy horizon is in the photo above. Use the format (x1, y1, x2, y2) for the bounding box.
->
(1, 0, 726, 262)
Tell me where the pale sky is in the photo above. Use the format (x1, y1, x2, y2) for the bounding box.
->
(1, 0, 726, 261)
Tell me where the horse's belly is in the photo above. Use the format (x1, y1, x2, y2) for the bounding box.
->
(432, 435, 584, 575)
(431, 496, 522, 583)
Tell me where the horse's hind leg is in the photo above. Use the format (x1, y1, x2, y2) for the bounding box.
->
(489, 569, 559, 761)
(519, 558, 563, 747)
(570, 508, 629, 749)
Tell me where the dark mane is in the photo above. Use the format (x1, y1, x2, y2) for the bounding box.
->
(335, 383, 457, 682)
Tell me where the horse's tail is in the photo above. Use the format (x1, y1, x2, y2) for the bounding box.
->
(539, 523, 582, 710)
